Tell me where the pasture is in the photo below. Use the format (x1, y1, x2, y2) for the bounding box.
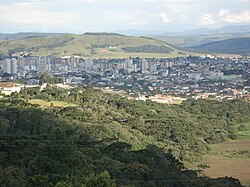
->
(201, 122, 250, 186)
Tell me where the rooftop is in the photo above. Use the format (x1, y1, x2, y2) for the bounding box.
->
(0, 82, 20, 88)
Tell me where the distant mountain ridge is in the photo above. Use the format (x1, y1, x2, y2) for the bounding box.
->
(0, 32, 68, 40)
(178, 25, 250, 36)
(117, 25, 250, 37)
(154, 25, 250, 48)
(191, 37, 250, 55)
(211, 25, 250, 34)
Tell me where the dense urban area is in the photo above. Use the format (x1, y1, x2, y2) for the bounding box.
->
(1, 54, 250, 103)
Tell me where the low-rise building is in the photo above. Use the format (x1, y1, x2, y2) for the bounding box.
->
(0, 82, 22, 95)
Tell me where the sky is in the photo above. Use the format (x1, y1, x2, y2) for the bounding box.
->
(0, 0, 249, 33)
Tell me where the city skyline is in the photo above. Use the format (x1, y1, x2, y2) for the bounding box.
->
(0, 0, 249, 33)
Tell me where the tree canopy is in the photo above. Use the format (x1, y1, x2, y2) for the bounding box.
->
(0, 87, 248, 186)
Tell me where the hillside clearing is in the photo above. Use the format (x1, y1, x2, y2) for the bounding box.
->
(29, 99, 78, 108)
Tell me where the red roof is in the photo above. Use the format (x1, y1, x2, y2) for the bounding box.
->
(0, 82, 19, 88)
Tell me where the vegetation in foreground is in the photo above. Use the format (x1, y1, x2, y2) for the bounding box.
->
(1, 86, 249, 186)
(195, 122, 250, 186)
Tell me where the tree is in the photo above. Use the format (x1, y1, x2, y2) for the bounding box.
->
(55, 181, 74, 187)
(50, 102, 54, 107)
(40, 73, 54, 84)
(85, 171, 116, 187)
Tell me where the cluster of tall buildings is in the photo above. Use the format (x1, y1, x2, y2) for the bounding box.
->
(0, 55, 173, 76)
(1, 58, 18, 75)
(99, 58, 171, 74)
(0, 55, 94, 75)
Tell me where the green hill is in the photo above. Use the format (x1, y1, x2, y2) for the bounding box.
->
(0, 86, 247, 186)
(192, 37, 250, 55)
(0, 33, 195, 58)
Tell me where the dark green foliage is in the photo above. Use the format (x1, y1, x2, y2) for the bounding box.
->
(13, 87, 250, 161)
(182, 99, 250, 143)
(0, 87, 247, 186)
(85, 171, 116, 187)
(40, 73, 64, 84)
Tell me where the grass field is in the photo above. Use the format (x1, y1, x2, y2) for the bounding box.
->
(238, 122, 250, 139)
(29, 99, 77, 108)
(197, 122, 250, 186)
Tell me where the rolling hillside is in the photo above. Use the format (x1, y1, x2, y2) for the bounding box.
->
(0, 33, 194, 58)
(192, 37, 250, 55)
(153, 25, 250, 47)
(155, 33, 250, 47)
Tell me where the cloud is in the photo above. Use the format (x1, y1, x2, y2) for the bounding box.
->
(126, 9, 151, 26)
(160, 12, 171, 23)
(200, 13, 214, 25)
(130, 19, 147, 26)
(218, 9, 250, 23)
(0, 2, 80, 25)
(218, 9, 228, 17)
(0, 0, 249, 33)
(12, 2, 31, 6)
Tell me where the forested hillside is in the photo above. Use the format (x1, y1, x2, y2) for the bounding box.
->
(1, 86, 249, 186)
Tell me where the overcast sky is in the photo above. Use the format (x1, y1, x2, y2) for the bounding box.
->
(0, 0, 249, 33)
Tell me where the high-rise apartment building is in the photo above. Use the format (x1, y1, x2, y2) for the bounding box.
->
(141, 58, 148, 73)
(11, 58, 17, 74)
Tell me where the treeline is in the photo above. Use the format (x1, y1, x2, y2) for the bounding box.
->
(40, 73, 64, 84)
(0, 87, 249, 186)
(15, 87, 250, 161)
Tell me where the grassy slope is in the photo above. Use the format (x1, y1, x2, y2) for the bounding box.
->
(29, 99, 78, 108)
(0, 33, 199, 58)
(200, 122, 250, 186)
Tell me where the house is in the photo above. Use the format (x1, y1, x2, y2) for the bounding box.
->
(243, 94, 250, 101)
(149, 94, 177, 104)
(0, 82, 22, 95)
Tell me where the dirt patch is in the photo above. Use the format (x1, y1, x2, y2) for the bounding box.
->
(201, 139, 250, 186)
